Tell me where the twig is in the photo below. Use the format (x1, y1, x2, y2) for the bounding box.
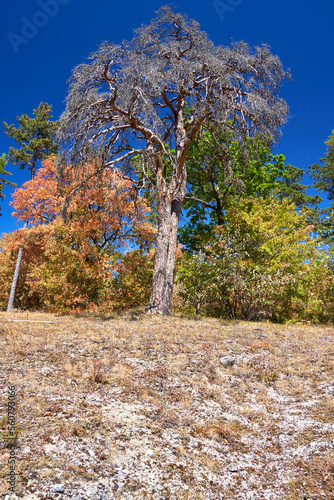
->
(9, 320, 55, 323)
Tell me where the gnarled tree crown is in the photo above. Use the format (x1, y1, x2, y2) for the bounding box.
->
(58, 5, 289, 191)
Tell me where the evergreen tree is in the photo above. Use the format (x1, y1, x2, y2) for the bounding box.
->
(309, 130, 334, 244)
(4, 102, 59, 311)
(4, 102, 59, 180)
(0, 154, 16, 218)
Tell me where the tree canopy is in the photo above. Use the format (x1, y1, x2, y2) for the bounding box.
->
(180, 132, 321, 253)
(0, 156, 155, 311)
(59, 5, 289, 314)
(4, 102, 59, 180)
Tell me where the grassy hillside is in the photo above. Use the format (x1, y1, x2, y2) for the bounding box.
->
(0, 311, 333, 499)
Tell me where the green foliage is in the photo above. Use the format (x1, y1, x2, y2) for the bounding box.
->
(0, 154, 16, 217)
(309, 130, 334, 199)
(179, 131, 321, 253)
(309, 130, 334, 244)
(176, 197, 332, 322)
(3, 103, 59, 179)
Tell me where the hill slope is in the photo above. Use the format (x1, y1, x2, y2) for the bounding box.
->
(0, 312, 333, 499)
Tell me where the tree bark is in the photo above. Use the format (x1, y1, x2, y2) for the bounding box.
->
(146, 166, 187, 315)
(7, 220, 28, 311)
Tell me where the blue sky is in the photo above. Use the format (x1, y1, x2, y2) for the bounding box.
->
(1, 0, 334, 237)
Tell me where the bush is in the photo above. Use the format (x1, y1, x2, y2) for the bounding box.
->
(176, 197, 333, 322)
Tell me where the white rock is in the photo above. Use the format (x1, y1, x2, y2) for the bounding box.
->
(50, 483, 65, 493)
(220, 355, 236, 367)
(226, 463, 239, 472)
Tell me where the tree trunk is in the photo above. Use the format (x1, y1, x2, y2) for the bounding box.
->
(7, 220, 28, 312)
(146, 166, 187, 315)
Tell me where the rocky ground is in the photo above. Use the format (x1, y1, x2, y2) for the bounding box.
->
(0, 311, 333, 499)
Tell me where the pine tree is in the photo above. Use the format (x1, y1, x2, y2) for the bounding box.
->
(59, 6, 289, 314)
(0, 154, 16, 218)
(4, 103, 59, 311)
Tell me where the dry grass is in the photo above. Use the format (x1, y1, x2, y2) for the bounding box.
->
(0, 311, 333, 499)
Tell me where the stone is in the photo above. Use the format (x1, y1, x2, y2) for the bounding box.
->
(220, 355, 235, 367)
(50, 483, 65, 493)
(226, 463, 239, 472)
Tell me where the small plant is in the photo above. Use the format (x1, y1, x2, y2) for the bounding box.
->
(0, 415, 21, 445)
(89, 359, 108, 385)
(1, 426, 21, 447)
(192, 419, 239, 444)
(247, 360, 279, 385)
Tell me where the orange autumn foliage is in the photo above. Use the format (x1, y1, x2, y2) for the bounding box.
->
(101, 243, 183, 312)
(11, 156, 156, 250)
(0, 156, 156, 311)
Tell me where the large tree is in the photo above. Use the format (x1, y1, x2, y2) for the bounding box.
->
(4, 102, 59, 311)
(58, 6, 289, 315)
(179, 132, 321, 253)
(0, 157, 154, 311)
(309, 130, 334, 244)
